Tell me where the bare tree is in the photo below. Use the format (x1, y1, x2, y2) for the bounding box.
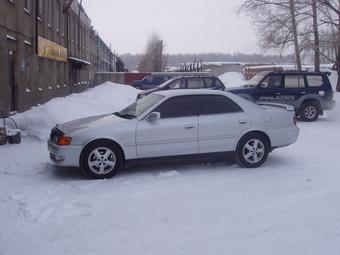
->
(317, 0, 340, 91)
(312, 0, 321, 71)
(239, 0, 303, 70)
(138, 33, 166, 72)
(290, 0, 303, 69)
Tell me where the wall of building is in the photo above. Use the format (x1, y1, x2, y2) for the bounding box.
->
(0, 0, 116, 115)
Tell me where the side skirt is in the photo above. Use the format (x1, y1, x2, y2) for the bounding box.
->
(125, 151, 237, 168)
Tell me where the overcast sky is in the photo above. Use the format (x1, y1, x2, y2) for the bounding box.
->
(82, 0, 258, 55)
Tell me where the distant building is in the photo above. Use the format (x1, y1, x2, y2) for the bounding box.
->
(0, 0, 118, 115)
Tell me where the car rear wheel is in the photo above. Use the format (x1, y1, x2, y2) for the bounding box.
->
(80, 140, 123, 179)
(299, 101, 320, 122)
(236, 133, 269, 168)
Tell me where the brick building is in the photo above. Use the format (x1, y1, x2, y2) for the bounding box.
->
(0, 0, 117, 115)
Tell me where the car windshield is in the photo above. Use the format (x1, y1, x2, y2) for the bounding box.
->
(245, 71, 270, 87)
(114, 94, 164, 119)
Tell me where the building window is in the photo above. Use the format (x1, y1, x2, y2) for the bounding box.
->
(24, 0, 31, 13)
(48, 0, 53, 27)
(55, 0, 60, 31)
(38, 0, 43, 19)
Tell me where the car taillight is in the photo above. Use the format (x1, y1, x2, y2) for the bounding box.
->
(57, 135, 72, 146)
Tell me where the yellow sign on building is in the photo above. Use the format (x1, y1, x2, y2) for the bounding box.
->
(38, 36, 68, 62)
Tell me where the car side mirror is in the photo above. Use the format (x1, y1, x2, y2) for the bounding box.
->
(147, 112, 161, 122)
(259, 83, 267, 89)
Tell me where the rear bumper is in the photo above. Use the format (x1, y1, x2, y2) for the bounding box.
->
(47, 140, 82, 167)
(269, 126, 300, 149)
(322, 99, 336, 111)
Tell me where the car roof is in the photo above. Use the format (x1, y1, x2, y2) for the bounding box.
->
(153, 89, 229, 97)
(267, 70, 329, 75)
(175, 75, 218, 79)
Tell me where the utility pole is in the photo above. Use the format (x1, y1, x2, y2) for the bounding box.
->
(78, 0, 83, 56)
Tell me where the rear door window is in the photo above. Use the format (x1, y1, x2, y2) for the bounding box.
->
(204, 78, 214, 88)
(199, 95, 243, 115)
(284, 75, 306, 88)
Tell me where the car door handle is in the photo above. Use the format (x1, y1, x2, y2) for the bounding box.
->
(275, 93, 281, 95)
(301, 91, 307, 94)
(184, 124, 195, 129)
(239, 120, 248, 125)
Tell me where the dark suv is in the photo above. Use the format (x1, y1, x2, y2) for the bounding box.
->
(131, 74, 172, 90)
(136, 76, 225, 100)
(227, 71, 335, 121)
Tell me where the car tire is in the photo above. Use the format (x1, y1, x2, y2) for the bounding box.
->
(299, 101, 320, 122)
(80, 140, 123, 179)
(236, 133, 269, 168)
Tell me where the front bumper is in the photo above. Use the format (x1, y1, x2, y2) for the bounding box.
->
(47, 139, 82, 167)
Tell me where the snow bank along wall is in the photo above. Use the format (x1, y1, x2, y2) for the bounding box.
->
(0, 0, 117, 116)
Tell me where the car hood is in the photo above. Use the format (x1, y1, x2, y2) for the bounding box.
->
(56, 114, 129, 134)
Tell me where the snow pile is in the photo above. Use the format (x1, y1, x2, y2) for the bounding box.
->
(219, 72, 246, 87)
(13, 82, 139, 140)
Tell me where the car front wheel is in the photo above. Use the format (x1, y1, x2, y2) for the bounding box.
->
(236, 133, 269, 168)
(80, 140, 123, 179)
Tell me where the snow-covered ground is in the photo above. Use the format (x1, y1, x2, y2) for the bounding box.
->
(1, 74, 340, 255)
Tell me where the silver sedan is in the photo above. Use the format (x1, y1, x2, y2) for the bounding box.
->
(48, 90, 299, 179)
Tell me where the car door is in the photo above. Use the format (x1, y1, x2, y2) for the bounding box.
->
(281, 74, 305, 105)
(198, 95, 251, 153)
(136, 95, 199, 158)
(251, 74, 284, 102)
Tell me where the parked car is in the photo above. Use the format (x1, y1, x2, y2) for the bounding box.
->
(136, 75, 225, 100)
(227, 70, 335, 121)
(48, 89, 299, 179)
(131, 74, 172, 90)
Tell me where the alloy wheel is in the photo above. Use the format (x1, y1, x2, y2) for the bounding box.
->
(87, 147, 116, 175)
(242, 139, 265, 164)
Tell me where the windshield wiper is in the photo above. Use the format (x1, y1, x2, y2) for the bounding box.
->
(114, 112, 136, 119)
